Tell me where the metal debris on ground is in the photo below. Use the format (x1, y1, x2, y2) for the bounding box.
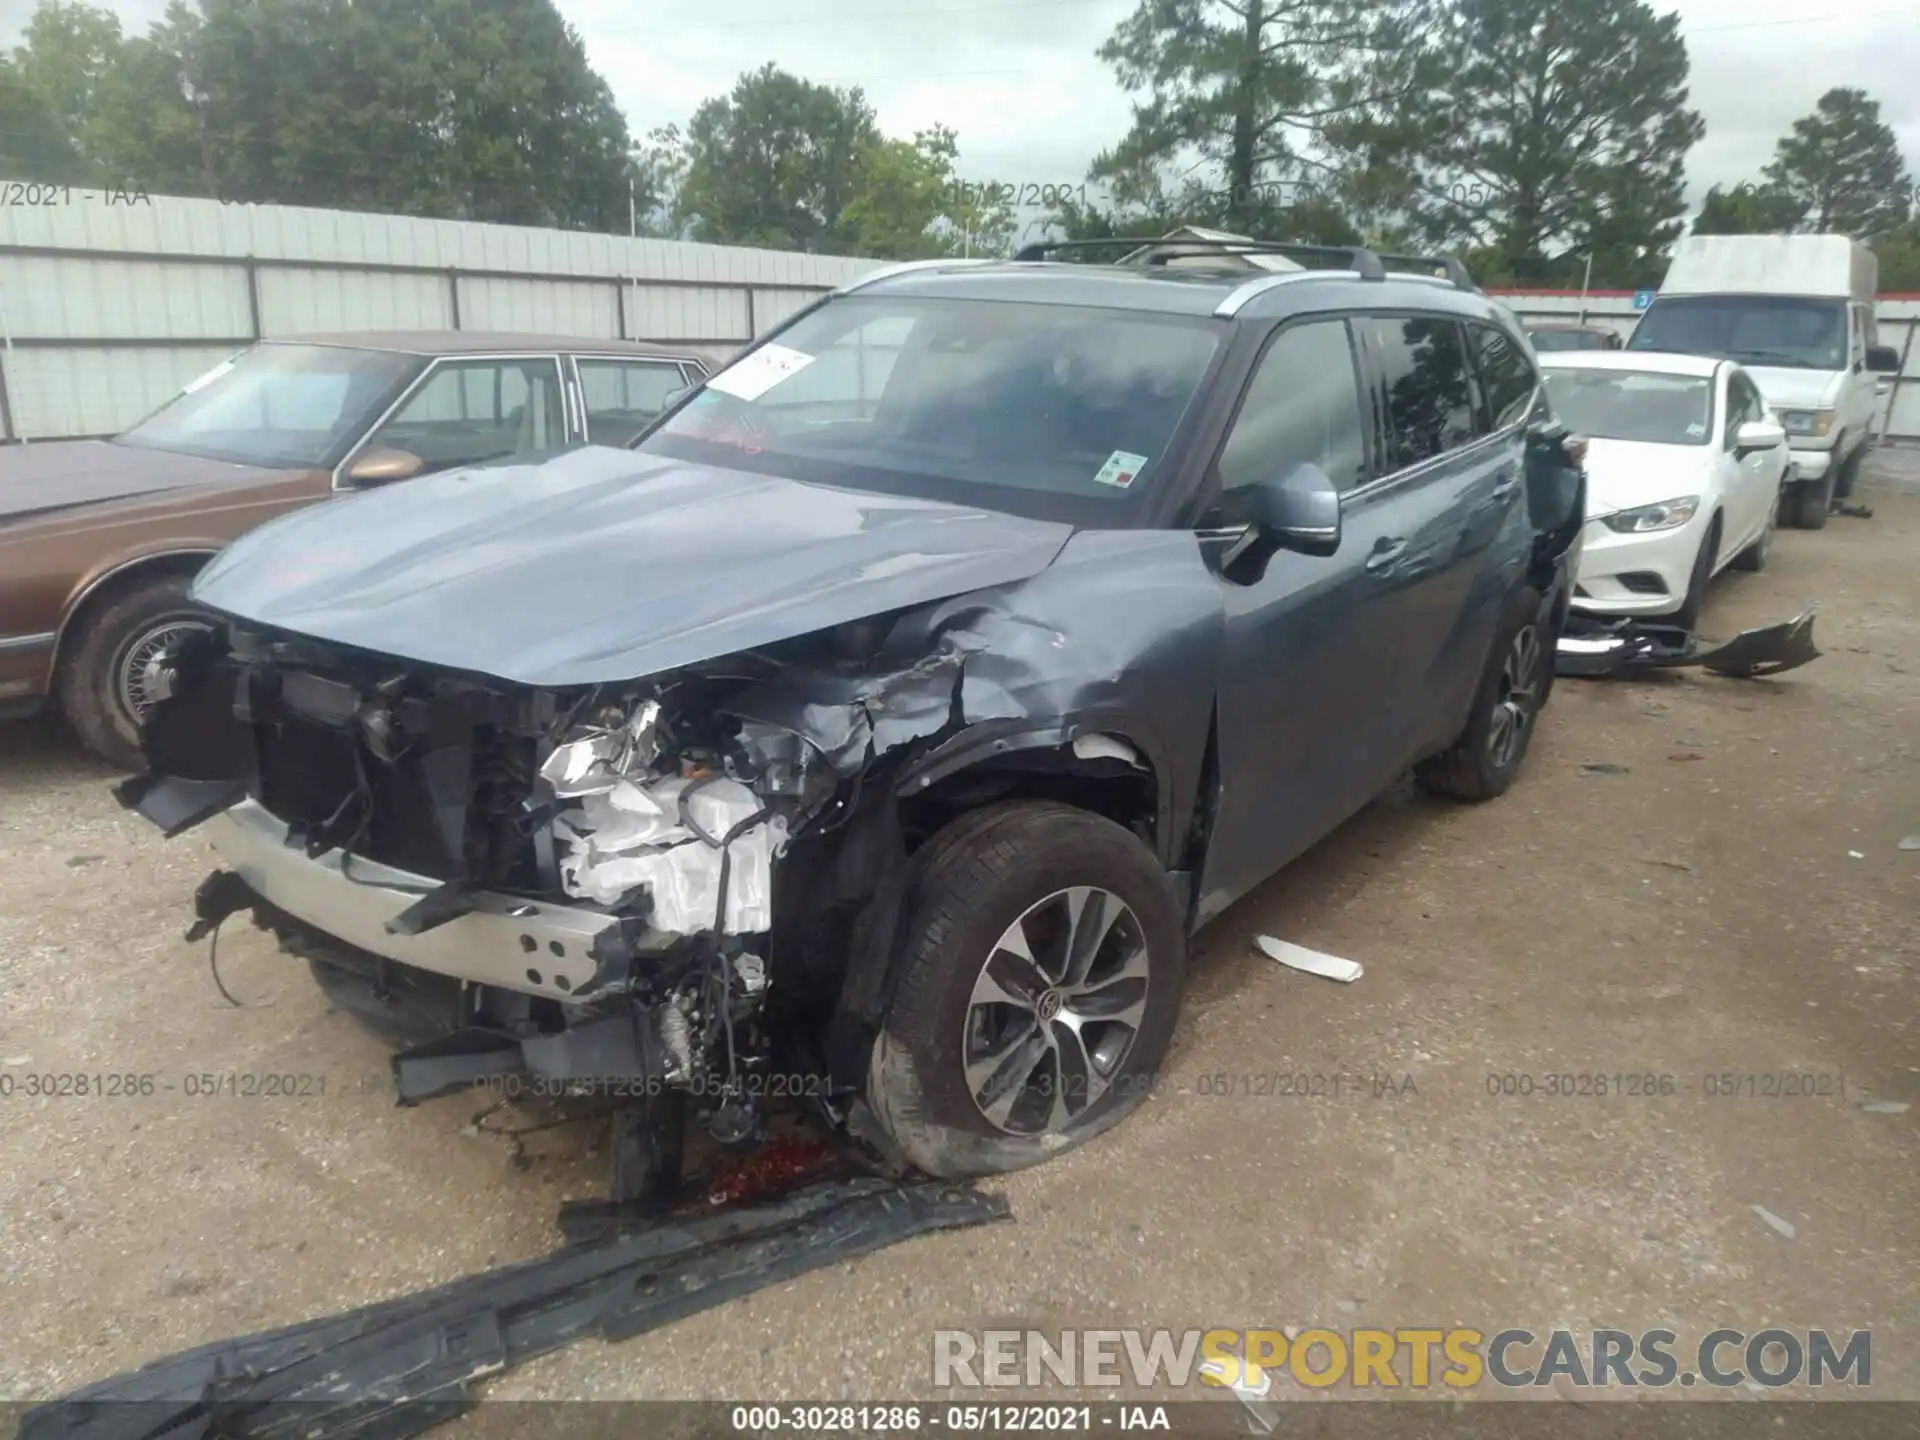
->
(1751, 1204, 1797, 1239)
(1898, 833, 1920, 852)
(1254, 936, 1363, 983)
(1581, 763, 1630, 775)
(1859, 1100, 1911, 1115)
(19, 1178, 1010, 1440)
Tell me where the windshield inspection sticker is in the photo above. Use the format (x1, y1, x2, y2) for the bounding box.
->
(706, 343, 817, 402)
(1093, 450, 1150, 489)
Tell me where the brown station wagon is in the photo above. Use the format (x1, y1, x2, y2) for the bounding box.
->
(0, 331, 710, 767)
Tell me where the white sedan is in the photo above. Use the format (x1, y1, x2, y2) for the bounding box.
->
(1540, 351, 1793, 629)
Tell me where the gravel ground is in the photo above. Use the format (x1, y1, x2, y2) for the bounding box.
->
(1, 452, 1915, 1413)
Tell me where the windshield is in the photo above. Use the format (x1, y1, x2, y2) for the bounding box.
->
(637, 295, 1223, 523)
(1529, 328, 1609, 353)
(1626, 295, 1846, 371)
(119, 343, 421, 467)
(1542, 369, 1713, 445)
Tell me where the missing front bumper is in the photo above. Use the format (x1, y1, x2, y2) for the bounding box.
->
(119, 785, 665, 1003)
(1556, 605, 1821, 679)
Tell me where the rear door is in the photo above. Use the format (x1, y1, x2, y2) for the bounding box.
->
(1195, 315, 1415, 919)
(1352, 314, 1526, 760)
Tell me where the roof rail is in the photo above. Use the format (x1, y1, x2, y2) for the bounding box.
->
(1214, 269, 1365, 317)
(836, 257, 993, 293)
(1011, 235, 1388, 280)
(1376, 252, 1478, 292)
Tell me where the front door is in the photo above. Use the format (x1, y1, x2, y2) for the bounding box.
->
(1196, 315, 1413, 922)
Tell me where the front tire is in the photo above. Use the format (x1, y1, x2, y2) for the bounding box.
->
(56, 573, 218, 770)
(1787, 472, 1832, 530)
(865, 802, 1186, 1179)
(1731, 487, 1778, 572)
(1415, 586, 1552, 803)
(1670, 516, 1721, 632)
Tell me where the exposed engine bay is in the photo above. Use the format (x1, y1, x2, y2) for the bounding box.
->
(117, 574, 1175, 1210)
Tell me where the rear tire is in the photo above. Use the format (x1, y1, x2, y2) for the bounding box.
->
(1415, 586, 1552, 803)
(865, 802, 1186, 1179)
(56, 572, 217, 771)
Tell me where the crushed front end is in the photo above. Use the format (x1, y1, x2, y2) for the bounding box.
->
(118, 618, 864, 1199)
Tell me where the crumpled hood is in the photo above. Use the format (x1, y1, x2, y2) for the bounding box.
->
(1744, 366, 1844, 411)
(192, 446, 1076, 687)
(1580, 439, 1713, 519)
(0, 439, 285, 525)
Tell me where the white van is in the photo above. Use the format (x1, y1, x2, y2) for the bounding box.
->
(1626, 234, 1901, 529)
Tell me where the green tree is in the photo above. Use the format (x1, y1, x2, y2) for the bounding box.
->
(1394, 0, 1702, 286)
(1871, 218, 1920, 292)
(1091, 0, 1435, 233)
(1691, 181, 1804, 236)
(0, 55, 81, 179)
(1761, 87, 1911, 238)
(4, 0, 635, 227)
(836, 126, 1017, 258)
(675, 63, 880, 252)
(3, 1, 131, 181)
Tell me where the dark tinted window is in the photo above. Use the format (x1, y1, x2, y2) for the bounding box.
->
(1360, 317, 1478, 469)
(1472, 323, 1538, 430)
(1216, 319, 1369, 495)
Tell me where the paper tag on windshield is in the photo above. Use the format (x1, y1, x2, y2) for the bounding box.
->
(706, 344, 816, 401)
(180, 356, 240, 395)
(1093, 450, 1150, 489)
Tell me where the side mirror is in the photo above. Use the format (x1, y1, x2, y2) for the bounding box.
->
(1865, 344, 1901, 374)
(1249, 462, 1342, 557)
(344, 447, 425, 485)
(1735, 419, 1785, 454)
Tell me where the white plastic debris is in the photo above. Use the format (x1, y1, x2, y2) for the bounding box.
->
(1254, 935, 1363, 983)
(554, 774, 786, 934)
(1859, 1100, 1911, 1115)
(1071, 733, 1145, 768)
(1847, 850, 1865, 860)
(1899, 833, 1920, 852)
(1751, 1205, 1796, 1239)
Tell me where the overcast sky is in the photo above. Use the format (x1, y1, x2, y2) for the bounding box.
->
(5, 0, 1917, 216)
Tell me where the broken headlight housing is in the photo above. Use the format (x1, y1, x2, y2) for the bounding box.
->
(1602, 495, 1699, 533)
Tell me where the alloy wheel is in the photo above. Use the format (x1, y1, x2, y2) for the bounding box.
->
(1486, 622, 1541, 770)
(962, 886, 1151, 1136)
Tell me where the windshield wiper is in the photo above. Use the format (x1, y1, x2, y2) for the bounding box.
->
(1728, 348, 1821, 369)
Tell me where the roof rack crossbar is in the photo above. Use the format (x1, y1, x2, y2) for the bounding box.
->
(1375, 252, 1478, 292)
(1011, 236, 1388, 280)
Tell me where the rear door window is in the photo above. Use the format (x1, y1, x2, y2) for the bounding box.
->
(1357, 317, 1480, 470)
(1471, 323, 1539, 430)
(576, 359, 692, 445)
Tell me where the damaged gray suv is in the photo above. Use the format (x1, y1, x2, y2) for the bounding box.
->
(123, 238, 1585, 1200)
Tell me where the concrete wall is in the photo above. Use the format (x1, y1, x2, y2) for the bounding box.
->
(0, 194, 883, 440)
(1489, 289, 1920, 443)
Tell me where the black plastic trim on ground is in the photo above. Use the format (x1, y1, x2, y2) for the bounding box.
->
(19, 1180, 1011, 1440)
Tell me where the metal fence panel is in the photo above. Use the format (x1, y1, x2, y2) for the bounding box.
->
(256, 266, 456, 335)
(7, 343, 235, 437)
